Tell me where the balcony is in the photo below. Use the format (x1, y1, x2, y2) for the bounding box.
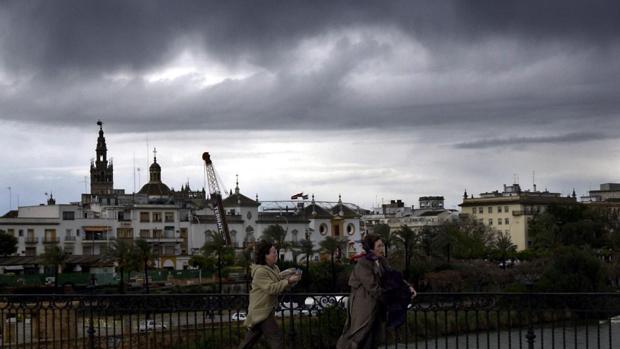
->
(24, 237, 39, 244)
(43, 237, 60, 244)
(64, 236, 77, 243)
(83, 235, 117, 243)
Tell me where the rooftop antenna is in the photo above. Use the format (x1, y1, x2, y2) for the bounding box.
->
(133, 152, 136, 193)
(137, 168, 141, 189)
(533, 171, 537, 192)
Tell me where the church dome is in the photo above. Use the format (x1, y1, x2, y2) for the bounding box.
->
(150, 161, 161, 171)
(138, 182, 171, 196)
(139, 148, 171, 197)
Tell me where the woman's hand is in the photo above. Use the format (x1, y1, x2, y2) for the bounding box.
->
(287, 274, 301, 285)
(410, 286, 417, 299)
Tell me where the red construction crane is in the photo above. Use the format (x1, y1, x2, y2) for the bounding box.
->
(202, 152, 232, 246)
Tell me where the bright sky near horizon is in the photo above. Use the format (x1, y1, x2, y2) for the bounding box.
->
(1, 1, 620, 213)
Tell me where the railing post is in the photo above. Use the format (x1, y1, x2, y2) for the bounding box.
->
(87, 275, 96, 349)
(525, 284, 536, 349)
(288, 302, 296, 349)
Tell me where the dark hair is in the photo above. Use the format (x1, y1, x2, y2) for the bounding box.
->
(362, 233, 382, 253)
(254, 240, 275, 265)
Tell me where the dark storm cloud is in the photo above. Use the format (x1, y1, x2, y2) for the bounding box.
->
(452, 132, 618, 149)
(0, 0, 619, 136)
(1, 0, 618, 75)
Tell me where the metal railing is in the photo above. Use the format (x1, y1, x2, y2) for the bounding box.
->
(0, 293, 618, 348)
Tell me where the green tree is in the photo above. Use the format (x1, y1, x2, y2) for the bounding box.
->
(0, 230, 18, 256)
(538, 246, 607, 292)
(293, 238, 318, 290)
(40, 245, 69, 289)
(394, 225, 418, 279)
(106, 239, 137, 294)
(373, 223, 395, 258)
(490, 231, 517, 269)
(261, 224, 289, 259)
(133, 239, 155, 293)
(319, 236, 347, 291)
(202, 230, 235, 293)
(294, 239, 317, 271)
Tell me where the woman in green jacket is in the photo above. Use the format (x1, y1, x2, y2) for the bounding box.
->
(239, 240, 301, 349)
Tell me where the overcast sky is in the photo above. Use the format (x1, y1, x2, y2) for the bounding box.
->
(1, 0, 620, 212)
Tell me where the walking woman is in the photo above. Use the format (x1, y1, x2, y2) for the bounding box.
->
(337, 234, 415, 349)
(239, 240, 301, 349)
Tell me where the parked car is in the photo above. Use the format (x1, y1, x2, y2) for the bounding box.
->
(231, 311, 247, 321)
(138, 320, 167, 332)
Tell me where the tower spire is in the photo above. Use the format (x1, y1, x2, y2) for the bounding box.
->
(90, 120, 113, 195)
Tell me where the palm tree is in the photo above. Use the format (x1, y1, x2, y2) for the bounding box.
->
(202, 230, 234, 293)
(373, 223, 396, 258)
(295, 239, 317, 272)
(261, 224, 289, 260)
(394, 225, 418, 279)
(319, 236, 347, 290)
(134, 239, 155, 293)
(41, 245, 68, 290)
(293, 238, 317, 290)
(493, 232, 517, 269)
(106, 239, 136, 294)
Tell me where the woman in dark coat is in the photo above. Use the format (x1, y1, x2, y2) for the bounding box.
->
(337, 234, 416, 349)
(336, 234, 388, 349)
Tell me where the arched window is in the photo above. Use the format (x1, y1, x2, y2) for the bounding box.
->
(291, 229, 299, 242)
(319, 223, 328, 236)
(346, 223, 355, 235)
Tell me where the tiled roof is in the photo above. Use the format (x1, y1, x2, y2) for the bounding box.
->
(330, 204, 360, 219)
(303, 204, 333, 219)
(222, 193, 260, 207)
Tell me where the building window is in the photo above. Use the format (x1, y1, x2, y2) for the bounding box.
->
(164, 212, 174, 223)
(291, 230, 298, 242)
(478, 218, 483, 224)
(62, 211, 75, 220)
(83, 246, 94, 256)
(117, 228, 133, 239)
(488, 219, 493, 225)
(497, 206, 502, 213)
(25, 247, 36, 256)
(504, 206, 509, 213)
(18, 229, 23, 237)
(152, 212, 162, 222)
(139, 230, 150, 239)
(44, 229, 57, 243)
(498, 218, 502, 225)
(505, 218, 510, 225)
(478, 207, 483, 214)
(346, 223, 355, 235)
(488, 207, 493, 214)
(140, 212, 150, 223)
(472, 207, 477, 214)
(319, 223, 328, 236)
